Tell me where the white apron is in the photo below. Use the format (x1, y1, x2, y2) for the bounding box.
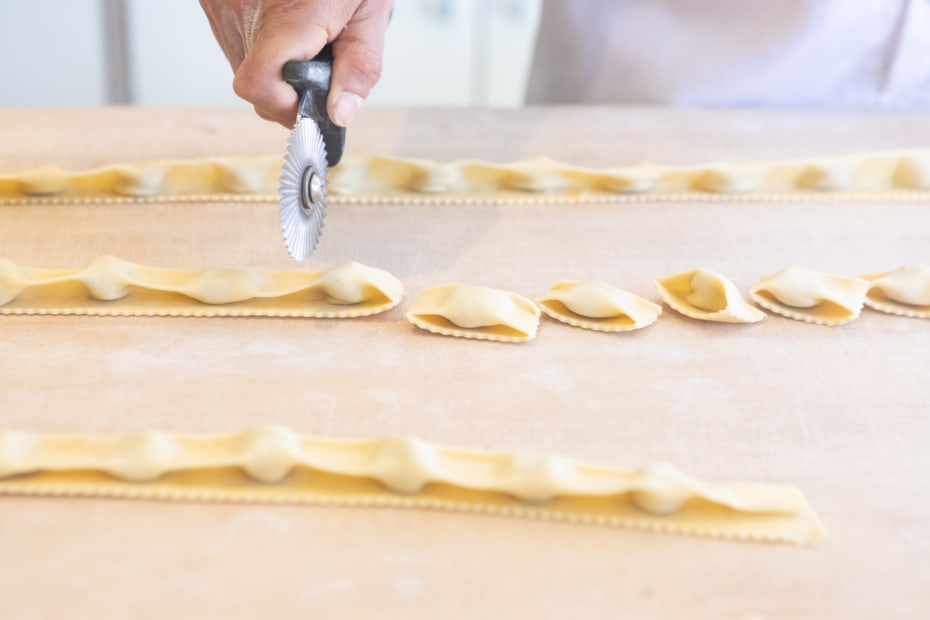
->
(526, 0, 930, 107)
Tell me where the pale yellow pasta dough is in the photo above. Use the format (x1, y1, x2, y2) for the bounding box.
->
(892, 155, 930, 189)
(406, 284, 541, 342)
(690, 163, 769, 193)
(861, 264, 930, 319)
(536, 280, 662, 332)
(655, 268, 765, 323)
(0, 426, 825, 545)
(5, 149, 930, 205)
(796, 157, 858, 190)
(0, 256, 403, 318)
(750, 268, 868, 326)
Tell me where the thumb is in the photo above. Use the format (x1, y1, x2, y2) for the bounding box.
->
(329, 4, 391, 127)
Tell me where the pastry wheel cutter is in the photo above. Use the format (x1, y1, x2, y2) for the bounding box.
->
(278, 46, 346, 261)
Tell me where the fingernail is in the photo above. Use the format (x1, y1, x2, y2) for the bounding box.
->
(332, 92, 363, 127)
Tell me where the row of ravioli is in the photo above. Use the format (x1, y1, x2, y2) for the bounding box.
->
(0, 425, 824, 544)
(0, 425, 794, 513)
(0, 256, 402, 318)
(407, 264, 929, 343)
(1, 257, 926, 337)
(329, 152, 930, 195)
(5, 150, 930, 200)
(0, 158, 280, 198)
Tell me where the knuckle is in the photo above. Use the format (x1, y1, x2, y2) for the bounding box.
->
(253, 105, 273, 122)
(232, 70, 260, 102)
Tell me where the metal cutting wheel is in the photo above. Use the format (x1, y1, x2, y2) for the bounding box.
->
(278, 47, 346, 261)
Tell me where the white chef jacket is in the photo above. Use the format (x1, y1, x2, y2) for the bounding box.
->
(526, 0, 930, 107)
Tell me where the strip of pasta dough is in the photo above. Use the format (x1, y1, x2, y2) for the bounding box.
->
(3, 150, 930, 205)
(0, 426, 825, 545)
(0, 255, 403, 318)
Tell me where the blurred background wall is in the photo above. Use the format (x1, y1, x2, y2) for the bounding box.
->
(0, 0, 541, 108)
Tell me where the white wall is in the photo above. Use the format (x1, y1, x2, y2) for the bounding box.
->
(0, 0, 107, 106)
(0, 0, 540, 108)
(125, 0, 242, 105)
(369, 0, 541, 107)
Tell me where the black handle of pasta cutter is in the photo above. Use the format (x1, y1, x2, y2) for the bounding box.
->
(283, 45, 346, 167)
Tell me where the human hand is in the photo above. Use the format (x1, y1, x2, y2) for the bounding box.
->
(200, 0, 393, 127)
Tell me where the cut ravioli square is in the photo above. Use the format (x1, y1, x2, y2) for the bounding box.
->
(861, 264, 930, 319)
(750, 268, 868, 326)
(406, 284, 540, 342)
(536, 280, 661, 332)
(655, 268, 765, 323)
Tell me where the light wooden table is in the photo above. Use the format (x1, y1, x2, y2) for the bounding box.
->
(0, 106, 928, 619)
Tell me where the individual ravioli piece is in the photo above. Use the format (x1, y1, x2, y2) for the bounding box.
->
(750, 268, 868, 326)
(654, 268, 765, 323)
(406, 284, 540, 342)
(861, 264, 930, 319)
(892, 154, 930, 189)
(536, 280, 661, 332)
(690, 162, 769, 193)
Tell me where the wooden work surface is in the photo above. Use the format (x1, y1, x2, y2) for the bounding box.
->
(0, 107, 928, 619)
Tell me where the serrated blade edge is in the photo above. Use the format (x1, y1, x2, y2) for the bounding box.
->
(279, 118, 329, 261)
